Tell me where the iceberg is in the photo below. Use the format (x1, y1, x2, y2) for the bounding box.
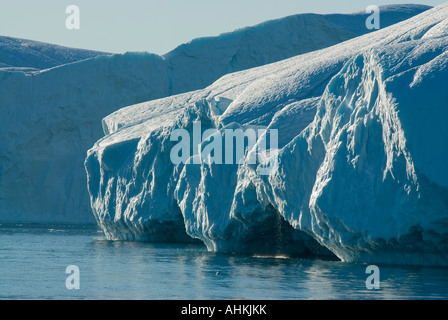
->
(1, 5, 427, 224)
(85, 4, 448, 266)
(0, 52, 170, 223)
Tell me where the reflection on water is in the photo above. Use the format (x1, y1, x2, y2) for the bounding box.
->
(0, 224, 447, 299)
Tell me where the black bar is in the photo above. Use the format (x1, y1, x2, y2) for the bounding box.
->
(0, 300, 444, 318)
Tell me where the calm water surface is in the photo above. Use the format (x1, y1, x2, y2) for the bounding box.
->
(0, 224, 447, 300)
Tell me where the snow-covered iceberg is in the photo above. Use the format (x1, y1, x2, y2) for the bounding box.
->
(1, 6, 427, 224)
(85, 4, 448, 266)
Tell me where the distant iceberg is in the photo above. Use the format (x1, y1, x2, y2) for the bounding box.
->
(85, 4, 448, 266)
(0, 35, 110, 71)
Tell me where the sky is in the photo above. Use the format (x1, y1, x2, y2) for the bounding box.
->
(0, 0, 445, 55)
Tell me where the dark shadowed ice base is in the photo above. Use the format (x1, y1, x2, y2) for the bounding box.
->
(212, 211, 339, 260)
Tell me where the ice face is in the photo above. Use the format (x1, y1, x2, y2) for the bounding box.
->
(269, 41, 448, 266)
(0, 53, 170, 224)
(85, 4, 448, 266)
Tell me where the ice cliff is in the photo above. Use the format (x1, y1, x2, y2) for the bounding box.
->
(1, 6, 427, 223)
(85, 4, 448, 266)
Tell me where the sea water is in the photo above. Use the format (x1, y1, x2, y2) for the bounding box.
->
(0, 223, 447, 300)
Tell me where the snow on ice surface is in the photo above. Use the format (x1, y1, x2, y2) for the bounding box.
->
(163, 4, 432, 94)
(0, 36, 110, 70)
(85, 3, 448, 266)
(1, 6, 428, 224)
